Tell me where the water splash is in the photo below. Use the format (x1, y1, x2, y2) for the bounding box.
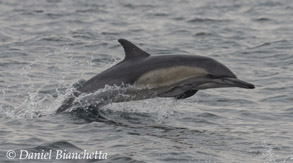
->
(0, 45, 80, 118)
(261, 142, 292, 163)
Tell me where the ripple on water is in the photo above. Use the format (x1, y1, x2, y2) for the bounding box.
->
(187, 18, 231, 24)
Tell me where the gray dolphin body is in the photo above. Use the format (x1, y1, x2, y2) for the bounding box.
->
(56, 39, 254, 113)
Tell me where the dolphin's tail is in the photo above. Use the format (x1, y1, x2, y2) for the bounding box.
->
(55, 96, 75, 114)
(56, 92, 81, 114)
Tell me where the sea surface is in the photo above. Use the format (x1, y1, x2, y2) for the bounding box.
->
(0, 0, 293, 162)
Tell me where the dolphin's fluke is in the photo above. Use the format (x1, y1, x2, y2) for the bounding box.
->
(56, 96, 75, 114)
(118, 39, 150, 60)
(56, 92, 80, 114)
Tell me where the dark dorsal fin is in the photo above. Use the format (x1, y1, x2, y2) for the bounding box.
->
(118, 39, 150, 60)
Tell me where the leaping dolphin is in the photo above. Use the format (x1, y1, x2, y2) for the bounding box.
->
(56, 39, 254, 113)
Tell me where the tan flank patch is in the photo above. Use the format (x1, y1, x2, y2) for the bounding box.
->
(136, 66, 208, 88)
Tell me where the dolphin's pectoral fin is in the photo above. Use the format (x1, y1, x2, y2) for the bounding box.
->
(175, 89, 198, 99)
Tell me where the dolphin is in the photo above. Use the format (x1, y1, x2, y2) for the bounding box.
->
(56, 39, 254, 113)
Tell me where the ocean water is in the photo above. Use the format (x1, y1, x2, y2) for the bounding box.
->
(1, 0, 293, 162)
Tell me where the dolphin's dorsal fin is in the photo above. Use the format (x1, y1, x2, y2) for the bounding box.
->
(118, 39, 150, 60)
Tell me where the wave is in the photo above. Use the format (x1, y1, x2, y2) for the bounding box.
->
(188, 18, 231, 24)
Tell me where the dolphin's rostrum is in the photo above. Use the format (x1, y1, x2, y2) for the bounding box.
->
(56, 39, 255, 113)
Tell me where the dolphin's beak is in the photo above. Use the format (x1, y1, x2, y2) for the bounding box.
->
(222, 78, 255, 89)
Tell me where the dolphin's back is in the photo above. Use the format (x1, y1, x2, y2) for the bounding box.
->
(77, 54, 236, 93)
